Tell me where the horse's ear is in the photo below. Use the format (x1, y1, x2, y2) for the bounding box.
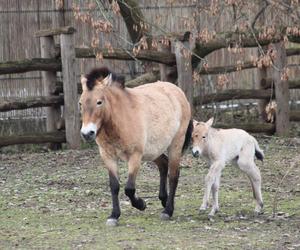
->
(114, 75, 125, 88)
(103, 73, 125, 88)
(206, 117, 214, 127)
(81, 75, 88, 91)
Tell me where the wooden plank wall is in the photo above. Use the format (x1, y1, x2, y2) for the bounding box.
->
(0, 0, 299, 122)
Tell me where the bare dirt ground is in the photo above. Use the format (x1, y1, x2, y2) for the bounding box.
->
(0, 136, 299, 249)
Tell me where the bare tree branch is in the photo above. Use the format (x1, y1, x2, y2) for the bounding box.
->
(116, 0, 150, 44)
(251, 1, 269, 29)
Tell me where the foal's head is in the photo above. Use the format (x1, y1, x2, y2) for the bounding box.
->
(191, 118, 214, 157)
(79, 67, 125, 141)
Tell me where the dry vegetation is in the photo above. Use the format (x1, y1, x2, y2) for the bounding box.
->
(0, 136, 299, 249)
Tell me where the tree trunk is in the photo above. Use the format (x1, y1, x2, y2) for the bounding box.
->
(175, 36, 194, 111)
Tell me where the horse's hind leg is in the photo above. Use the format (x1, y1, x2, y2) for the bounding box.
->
(154, 154, 169, 207)
(125, 152, 147, 211)
(160, 140, 182, 220)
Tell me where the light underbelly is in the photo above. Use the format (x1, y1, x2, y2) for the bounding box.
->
(142, 125, 179, 161)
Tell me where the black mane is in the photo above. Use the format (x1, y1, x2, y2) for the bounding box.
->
(85, 67, 125, 90)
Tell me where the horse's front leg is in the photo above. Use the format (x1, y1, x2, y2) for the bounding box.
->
(125, 152, 146, 211)
(101, 152, 120, 226)
(107, 170, 120, 226)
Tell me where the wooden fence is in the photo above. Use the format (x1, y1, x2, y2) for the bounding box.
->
(0, 26, 300, 148)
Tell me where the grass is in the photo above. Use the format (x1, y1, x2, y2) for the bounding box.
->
(0, 136, 299, 249)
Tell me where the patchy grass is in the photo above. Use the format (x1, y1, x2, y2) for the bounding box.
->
(0, 137, 299, 249)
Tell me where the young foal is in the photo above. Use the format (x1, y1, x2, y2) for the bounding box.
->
(79, 67, 192, 226)
(192, 118, 264, 217)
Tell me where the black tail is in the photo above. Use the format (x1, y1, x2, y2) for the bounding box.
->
(255, 150, 264, 161)
(182, 119, 193, 153)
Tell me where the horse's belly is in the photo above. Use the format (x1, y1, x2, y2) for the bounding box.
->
(142, 121, 179, 161)
(142, 144, 168, 161)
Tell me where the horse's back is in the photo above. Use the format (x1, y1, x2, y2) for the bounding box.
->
(128, 81, 191, 160)
(131, 81, 190, 121)
(132, 81, 189, 113)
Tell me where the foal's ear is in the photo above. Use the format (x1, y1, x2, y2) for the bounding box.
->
(81, 75, 88, 91)
(206, 117, 214, 127)
(193, 119, 200, 127)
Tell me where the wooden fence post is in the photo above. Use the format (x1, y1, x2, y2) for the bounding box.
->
(174, 32, 194, 111)
(60, 32, 81, 149)
(273, 42, 290, 136)
(40, 36, 62, 149)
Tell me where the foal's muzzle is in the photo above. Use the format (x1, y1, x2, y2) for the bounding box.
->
(192, 149, 200, 158)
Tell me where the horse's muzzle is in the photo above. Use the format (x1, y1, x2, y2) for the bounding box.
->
(81, 131, 96, 141)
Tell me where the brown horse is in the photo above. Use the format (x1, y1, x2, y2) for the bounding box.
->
(79, 67, 192, 226)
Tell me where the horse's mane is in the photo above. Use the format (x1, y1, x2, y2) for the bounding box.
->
(85, 67, 125, 90)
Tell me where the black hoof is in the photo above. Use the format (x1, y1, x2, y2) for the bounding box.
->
(161, 208, 173, 219)
(106, 218, 118, 226)
(160, 212, 171, 220)
(133, 198, 146, 211)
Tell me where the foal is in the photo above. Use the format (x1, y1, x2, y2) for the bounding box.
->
(79, 67, 192, 226)
(192, 118, 264, 217)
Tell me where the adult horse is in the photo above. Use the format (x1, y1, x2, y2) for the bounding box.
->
(79, 67, 192, 226)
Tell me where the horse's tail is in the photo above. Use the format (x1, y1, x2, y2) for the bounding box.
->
(254, 138, 264, 162)
(182, 119, 193, 153)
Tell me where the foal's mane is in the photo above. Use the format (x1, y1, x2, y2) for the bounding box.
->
(85, 67, 125, 90)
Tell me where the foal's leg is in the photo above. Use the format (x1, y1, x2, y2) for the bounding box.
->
(125, 152, 146, 211)
(209, 172, 222, 217)
(154, 154, 169, 207)
(237, 148, 263, 214)
(200, 161, 224, 212)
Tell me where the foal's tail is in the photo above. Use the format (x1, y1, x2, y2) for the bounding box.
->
(182, 119, 193, 153)
(254, 138, 264, 162)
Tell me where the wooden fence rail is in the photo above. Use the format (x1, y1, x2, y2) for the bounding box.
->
(1, 47, 300, 76)
(0, 131, 66, 147)
(0, 58, 61, 75)
(1, 26, 300, 148)
(0, 96, 63, 112)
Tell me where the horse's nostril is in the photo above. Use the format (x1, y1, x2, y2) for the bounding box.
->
(88, 131, 95, 136)
(81, 130, 96, 141)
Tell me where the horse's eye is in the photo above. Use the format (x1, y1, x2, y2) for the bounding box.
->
(202, 136, 206, 139)
(96, 100, 103, 106)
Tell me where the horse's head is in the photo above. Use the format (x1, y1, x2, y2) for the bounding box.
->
(79, 67, 125, 141)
